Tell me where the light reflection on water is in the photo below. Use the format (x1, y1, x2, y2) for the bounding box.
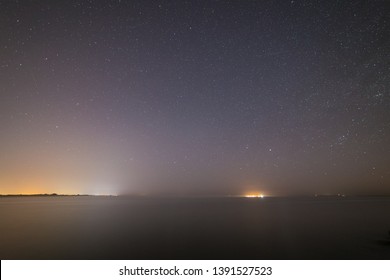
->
(0, 196, 389, 259)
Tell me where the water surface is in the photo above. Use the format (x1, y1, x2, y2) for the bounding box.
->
(1, 196, 389, 259)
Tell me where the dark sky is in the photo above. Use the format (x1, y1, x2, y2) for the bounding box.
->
(1, 0, 389, 196)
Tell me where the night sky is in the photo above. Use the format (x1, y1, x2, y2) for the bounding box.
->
(1, 0, 389, 196)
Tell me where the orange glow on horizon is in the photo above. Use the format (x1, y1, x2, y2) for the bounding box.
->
(242, 191, 265, 198)
(0, 178, 83, 195)
(244, 193, 264, 198)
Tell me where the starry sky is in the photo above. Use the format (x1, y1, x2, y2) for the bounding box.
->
(1, 0, 389, 196)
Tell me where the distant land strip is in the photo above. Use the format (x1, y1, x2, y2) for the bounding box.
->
(0, 193, 91, 197)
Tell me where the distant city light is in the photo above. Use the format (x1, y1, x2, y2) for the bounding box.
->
(244, 194, 264, 198)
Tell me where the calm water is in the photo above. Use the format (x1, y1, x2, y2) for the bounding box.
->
(1, 196, 389, 259)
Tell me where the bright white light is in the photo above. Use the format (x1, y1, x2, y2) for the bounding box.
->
(245, 194, 264, 198)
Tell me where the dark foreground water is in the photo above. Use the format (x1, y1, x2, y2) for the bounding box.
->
(1, 196, 389, 259)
